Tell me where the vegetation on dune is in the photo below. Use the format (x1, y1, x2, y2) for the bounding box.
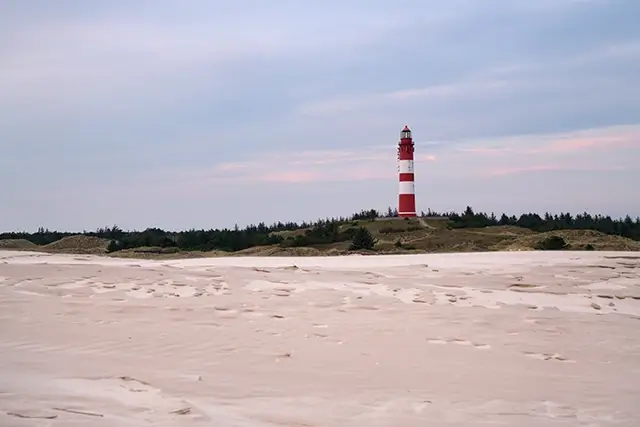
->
(1, 206, 639, 255)
(349, 227, 377, 250)
(535, 235, 569, 251)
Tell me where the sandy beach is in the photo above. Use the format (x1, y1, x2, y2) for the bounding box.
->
(1, 249, 639, 426)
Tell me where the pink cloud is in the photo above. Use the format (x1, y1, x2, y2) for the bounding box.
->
(205, 148, 437, 183)
(255, 167, 396, 183)
(458, 126, 640, 157)
(214, 161, 252, 172)
(542, 134, 636, 153)
(456, 146, 507, 155)
(350, 167, 396, 180)
(483, 164, 560, 176)
(260, 171, 319, 183)
(482, 164, 627, 177)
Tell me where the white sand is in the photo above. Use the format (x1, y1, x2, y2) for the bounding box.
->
(1, 249, 639, 426)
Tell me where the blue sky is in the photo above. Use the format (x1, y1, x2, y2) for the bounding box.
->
(1, 0, 639, 231)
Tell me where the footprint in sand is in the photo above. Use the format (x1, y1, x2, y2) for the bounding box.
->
(214, 305, 237, 313)
(350, 304, 380, 311)
(310, 332, 328, 339)
(523, 351, 574, 362)
(272, 287, 295, 297)
(206, 282, 230, 295)
(473, 343, 491, 349)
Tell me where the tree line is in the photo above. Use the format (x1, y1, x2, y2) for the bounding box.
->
(1, 206, 639, 253)
(446, 206, 640, 240)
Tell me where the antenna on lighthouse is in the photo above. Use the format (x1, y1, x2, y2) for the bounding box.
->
(397, 125, 417, 217)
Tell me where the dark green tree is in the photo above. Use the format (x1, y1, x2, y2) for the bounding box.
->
(350, 227, 377, 250)
(106, 240, 120, 253)
(535, 235, 568, 250)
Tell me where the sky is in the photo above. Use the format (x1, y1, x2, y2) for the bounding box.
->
(1, 0, 639, 232)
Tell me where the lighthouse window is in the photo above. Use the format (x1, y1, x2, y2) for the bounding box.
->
(402, 131, 411, 139)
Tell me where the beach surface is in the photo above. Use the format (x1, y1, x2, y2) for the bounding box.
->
(1, 249, 639, 426)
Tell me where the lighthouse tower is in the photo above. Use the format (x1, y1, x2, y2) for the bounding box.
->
(397, 125, 417, 217)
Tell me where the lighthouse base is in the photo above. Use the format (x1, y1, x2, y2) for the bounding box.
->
(398, 194, 416, 218)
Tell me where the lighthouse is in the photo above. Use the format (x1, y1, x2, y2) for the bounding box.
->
(397, 125, 417, 217)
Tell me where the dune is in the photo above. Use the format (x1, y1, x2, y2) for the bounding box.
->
(0, 249, 639, 426)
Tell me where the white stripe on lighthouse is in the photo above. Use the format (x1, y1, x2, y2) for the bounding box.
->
(399, 181, 415, 195)
(398, 160, 414, 174)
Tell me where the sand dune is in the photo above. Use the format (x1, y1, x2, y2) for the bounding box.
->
(1, 249, 639, 426)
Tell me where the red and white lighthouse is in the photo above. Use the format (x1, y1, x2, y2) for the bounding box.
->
(397, 125, 417, 217)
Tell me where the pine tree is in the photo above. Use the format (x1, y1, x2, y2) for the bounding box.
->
(350, 227, 377, 250)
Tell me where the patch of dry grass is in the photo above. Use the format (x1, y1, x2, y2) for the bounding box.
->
(0, 239, 39, 250)
(406, 229, 514, 252)
(109, 247, 228, 260)
(492, 230, 640, 251)
(465, 226, 536, 236)
(43, 236, 110, 254)
(231, 246, 325, 256)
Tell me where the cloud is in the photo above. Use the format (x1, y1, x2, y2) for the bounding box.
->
(543, 132, 637, 154)
(484, 164, 626, 177)
(484, 165, 559, 177)
(260, 171, 320, 183)
(295, 41, 639, 120)
(456, 124, 640, 156)
(449, 125, 639, 177)
(164, 147, 437, 186)
(294, 75, 512, 117)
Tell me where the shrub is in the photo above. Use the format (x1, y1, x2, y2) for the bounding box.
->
(279, 235, 310, 248)
(336, 227, 359, 241)
(535, 235, 568, 250)
(281, 235, 310, 247)
(585, 244, 595, 251)
(106, 240, 120, 253)
(350, 227, 377, 250)
(263, 234, 284, 245)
